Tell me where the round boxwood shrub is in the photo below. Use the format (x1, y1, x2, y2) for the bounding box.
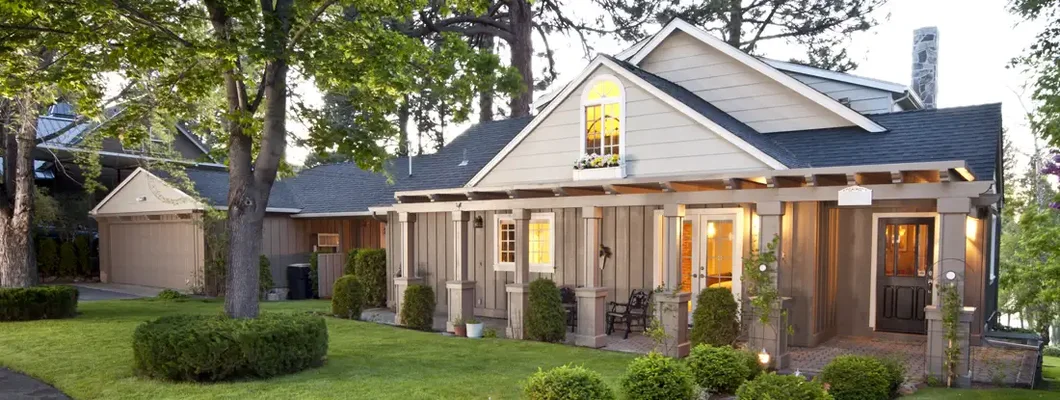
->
(818, 355, 891, 400)
(132, 313, 328, 381)
(524, 364, 615, 400)
(621, 352, 695, 400)
(332, 275, 364, 319)
(735, 373, 831, 400)
(685, 344, 751, 394)
(527, 278, 566, 343)
(0, 286, 78, 321)
(400, 284, 435, 331)
(876, 356, 906, 396)
(690, 287, 739, 347)
(354, 249, 387, 307)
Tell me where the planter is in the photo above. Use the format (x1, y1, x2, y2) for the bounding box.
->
(572, 165, 625, 181)
(466, 322, 484, 338)
(454, 324, 467, 337)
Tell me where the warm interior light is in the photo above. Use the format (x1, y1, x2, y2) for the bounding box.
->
(707, 222, 716, 238)
(966, 217, 977, 239)
(758, 348, 771, 366)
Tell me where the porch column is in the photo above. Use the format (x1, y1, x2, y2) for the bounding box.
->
(926, 197, 975, 387)
(575, 207, 608, 348)
(751, 201, 791, 370)
(394, 212, 421, 325)
(505, 209, 531, 339)
(446, 211, 475, 332)
(655, 204, 691, 358)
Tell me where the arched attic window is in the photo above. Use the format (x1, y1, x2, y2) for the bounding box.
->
(581, 76, 624, 157)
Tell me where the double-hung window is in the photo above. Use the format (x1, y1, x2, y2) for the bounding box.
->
(494, 212, 555, 273)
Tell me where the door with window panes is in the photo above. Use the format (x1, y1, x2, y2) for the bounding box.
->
(677, 213, 740, 323)
(876, 218, 934, 334)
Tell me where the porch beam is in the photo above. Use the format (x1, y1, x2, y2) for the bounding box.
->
(446, 211, 474, 333)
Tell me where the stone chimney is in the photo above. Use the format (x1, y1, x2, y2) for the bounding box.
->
(911, 27, 939, 109)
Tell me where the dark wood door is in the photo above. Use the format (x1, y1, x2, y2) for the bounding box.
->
(876, 218, 934, 334)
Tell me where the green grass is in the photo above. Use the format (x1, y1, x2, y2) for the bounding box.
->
(908, 355, 1060, 399)
(0, 299, 636, 400)
(1044, 355, 1059, 382)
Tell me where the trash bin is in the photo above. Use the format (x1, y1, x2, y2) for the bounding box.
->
(286, 263, 312, 300)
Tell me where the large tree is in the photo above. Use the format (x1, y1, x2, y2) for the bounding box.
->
(1012, 0, 1060, 147)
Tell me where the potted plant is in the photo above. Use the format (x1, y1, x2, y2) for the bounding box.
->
(466, 317, 484, 338)
(453, 317, 467, 337)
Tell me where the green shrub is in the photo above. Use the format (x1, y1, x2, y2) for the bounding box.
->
(132, 313, 327, 382)
(736, 373, 831, 400)
(354, 249, 387, 307)
(483, 328, 498, 338)
(59, 242, 78, 277)
(739, 348, 764, 380)
(686, 344, 751, 394)
(818, 355, 891, 400)
(523, 365, 615, 400)
(259, 255, 274, 298)
(1045, 346, 1060, 357)
(309, 252, 319, 298)
(0, 286, 78, 321)
(876, 356, 906, 396)
(690, 287, 739, 347)
(73, 235, 91, 276)
(37, 238, 59, 277)
(400, 284, 435, 331)
(526, 278, 566, 343)
(621, 352, 695, 400)
(156, 289, 189, 301)
(331, 275, 364, 319)
(344, 248, 361, 275)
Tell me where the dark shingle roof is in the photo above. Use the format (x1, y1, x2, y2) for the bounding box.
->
(178, 168, 302, 210)
(768, 103, 1002, 180)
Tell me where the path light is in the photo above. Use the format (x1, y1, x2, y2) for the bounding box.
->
(759, 264, 767, 272)
(758, 348, 770, 367)
(945, 270, 957, 281)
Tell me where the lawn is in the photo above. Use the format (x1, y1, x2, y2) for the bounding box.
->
(908, 355, 1060, 399)
(0, 299, 637, 400)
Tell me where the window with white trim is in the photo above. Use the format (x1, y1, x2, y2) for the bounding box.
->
(316, 233, 340, 253)
(581, 77, 624, 157)
(494, 212, 555, 273)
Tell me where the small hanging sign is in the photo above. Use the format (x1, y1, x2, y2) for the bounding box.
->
(838, 185, 872, 206)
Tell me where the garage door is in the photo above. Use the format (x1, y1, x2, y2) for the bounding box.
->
(107, 220, 202, 290)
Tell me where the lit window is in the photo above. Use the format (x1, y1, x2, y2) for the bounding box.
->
(582, 77, 623, 157)
(494, 213, 555, 273)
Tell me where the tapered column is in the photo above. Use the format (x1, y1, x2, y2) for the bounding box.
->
(926, 197, 974, 387)
(394, 212, 421, 325)
(447, 211, 475, 332)
(506, 209, 531, 339)
(655, 204, 690, 358)
(576, 207, 608, 348)
(750, 201, 791, 369)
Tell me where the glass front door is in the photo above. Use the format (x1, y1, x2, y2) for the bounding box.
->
(679, 212, 741, 323)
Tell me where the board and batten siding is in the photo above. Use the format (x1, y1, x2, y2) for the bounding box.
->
(476, 65, 772, 187)
(638, 31, 852, 133)
(260, 215, 385, 288)
(785, 71, 897, 115)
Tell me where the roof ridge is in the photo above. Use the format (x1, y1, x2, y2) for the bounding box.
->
(873, 102, 1002, 116)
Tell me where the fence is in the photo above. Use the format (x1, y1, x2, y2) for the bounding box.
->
(317, 253, 345, 298)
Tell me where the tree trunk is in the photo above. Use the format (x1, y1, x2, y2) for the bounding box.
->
(479, 35, 495, 122)
(0, 95, 38, 288)
(508, 0, 534, 118)
(397, 97, 410, 156)
(725, 0, 743, 48)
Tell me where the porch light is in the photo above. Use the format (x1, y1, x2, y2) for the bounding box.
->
(759, 264, 767, 272)
(965, 217, 977, 239)
(707, 222, 716, 238)
(757, 348, 770, 366)
(474, 215, 484, 229)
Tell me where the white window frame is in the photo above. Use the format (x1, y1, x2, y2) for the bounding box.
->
(579, 75, 626, 159)
(493, 212, 556, 273)
(316, 233, 340, 249)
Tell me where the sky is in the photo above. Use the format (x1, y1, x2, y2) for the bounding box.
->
(286, 0, 1046, 171)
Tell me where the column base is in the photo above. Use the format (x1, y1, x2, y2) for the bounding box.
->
(506, 283, 530, 339)
(446, 280, 476, 332)
(655, 291, 692, 358)
(747, 297, 793, 370)
(925, 305, 975, 388)
(394, 277, 423, 325)
(574, 287, 608, 348)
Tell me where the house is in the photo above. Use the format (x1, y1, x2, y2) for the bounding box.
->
(371, 20, 1000, 383)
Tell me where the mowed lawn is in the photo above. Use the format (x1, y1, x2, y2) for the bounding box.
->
(910, 355, 1060, 399)
(0, 299, 636, 400)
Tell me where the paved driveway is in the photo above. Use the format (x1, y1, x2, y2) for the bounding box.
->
(75, 286, 143, 301)
(0, 368, 69, 400)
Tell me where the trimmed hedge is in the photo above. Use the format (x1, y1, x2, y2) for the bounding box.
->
(354, 249, 387, 307)
(0, 286, 78, 321)
(38, 238, 58, 277)
(259, 255, 274, 298)
(400, 284, 435, 331)
(132, 313, 328, 381)
(685, 344, 751, 394)
(877, 356, 906, 397)
(59, 242, 77, 277)
(332, 275, 364, 319)
(344, 248, 360, 276)
(526, 278, 566, 343)
(735, 373, 831, 400)
(523, 365, 615, 400)
(690, 287, 739, 347)
(818, 355, 891, 400)
(74, 235, 92, 276)
(621, 352, 695, 400)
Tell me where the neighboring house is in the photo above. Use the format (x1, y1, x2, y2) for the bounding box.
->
(373, 19, 1001, 379)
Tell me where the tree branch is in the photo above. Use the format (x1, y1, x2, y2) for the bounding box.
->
(0, 23, 72, 35)
(289, 0, 338, 48)
(112, 0, 194, 47)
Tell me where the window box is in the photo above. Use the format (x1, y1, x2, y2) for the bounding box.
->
(573, 165, 626, 181)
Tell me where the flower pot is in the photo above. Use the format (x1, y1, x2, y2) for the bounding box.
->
(454, 324, 467, 337)
(466, 322, 484, 338)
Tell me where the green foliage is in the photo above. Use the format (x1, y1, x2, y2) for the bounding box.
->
(37, 238, 59, 277)
(743, 235, 792, 336)
(1045, 346, 1060, 357)
(309, 252, 320, 299)
(354, 249, 387, 307)
(400, 285, 436, 331)
(331, 275, 364, 320)
(483, 328, 499, 338)
(0, 286, 78, 321)
(344, 249, 361, 276)
(526, 278, 566, 343)
(259, 255, 274, 298)
(735, 373, 832, 400)
(131, 313, 328, 382)
(620, 352, 695, 400)
(74, 235, 92, 276)
(1012, 0, 1060, 147)
(818, 355, 891, 400)
(739, 348, 764, 380)
(59, 242, 77, 277)
(156, 289, 189, 301)
(685, 344, 751, 394)
(690, 287, 739, 347)
(877, 356, 906, 396)
(33, 187, 60, 230)
(523, 365, 615, 400)
(939, 282, 962, 387)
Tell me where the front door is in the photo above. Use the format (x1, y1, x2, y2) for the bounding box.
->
(876, 218, 934, 334)
(679, 211, 742, 323)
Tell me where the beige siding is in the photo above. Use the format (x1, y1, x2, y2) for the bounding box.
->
(100, 214, 204, 290)
(786, 72, 896, 114)
(94, 170, 200, 215)
(639, 31, 852, 132)
(477, 66, 772, 187)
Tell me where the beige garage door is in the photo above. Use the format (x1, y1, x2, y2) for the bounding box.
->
(108, 220, 203, 290)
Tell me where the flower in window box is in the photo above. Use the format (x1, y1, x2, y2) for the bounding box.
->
(573, 153, 621, 170)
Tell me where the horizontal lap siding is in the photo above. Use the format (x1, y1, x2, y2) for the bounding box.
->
(786, 72, 895, 114)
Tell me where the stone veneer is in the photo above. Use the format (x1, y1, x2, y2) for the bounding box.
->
(912, 27, 940, 109)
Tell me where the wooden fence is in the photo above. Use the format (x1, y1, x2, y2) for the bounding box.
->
(317, 253, 345, 298)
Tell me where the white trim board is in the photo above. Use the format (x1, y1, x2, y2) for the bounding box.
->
(466, 56, 788, 187)
(89, 167, 203, 216)
(868, 212, 940, 330)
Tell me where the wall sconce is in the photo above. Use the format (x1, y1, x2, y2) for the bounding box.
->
(707, 222, 717, 239)
(757, 348, 771, 367)
(474, 215, 484, 229)
(965, 217, 977, 239)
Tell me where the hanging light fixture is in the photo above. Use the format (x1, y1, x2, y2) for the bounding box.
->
(474, 215, 484, 229)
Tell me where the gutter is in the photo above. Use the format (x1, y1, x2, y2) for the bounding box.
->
(289, 211, 374, 219)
